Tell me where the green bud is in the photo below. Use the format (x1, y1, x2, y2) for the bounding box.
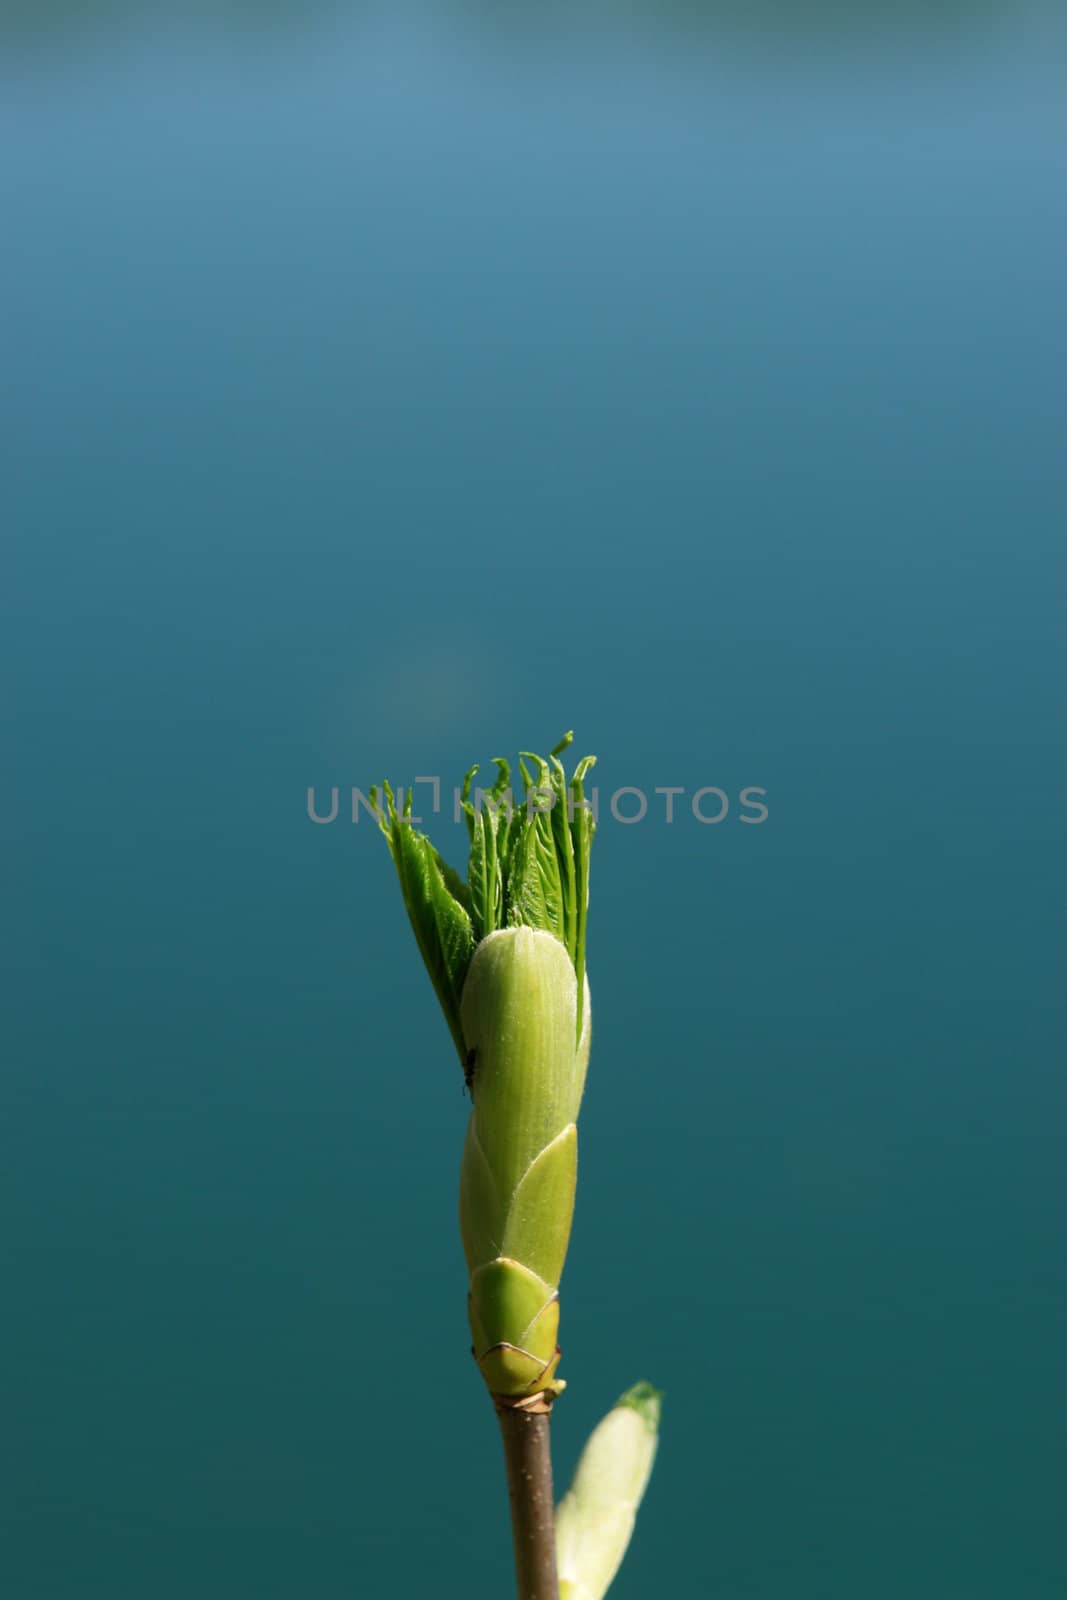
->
(371, 735, 596, 1396)
(460, 926, 592, 1396)
(555, 1383, 662, 1600)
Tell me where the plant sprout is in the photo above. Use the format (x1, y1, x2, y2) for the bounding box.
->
(371, 733, 659, 1600)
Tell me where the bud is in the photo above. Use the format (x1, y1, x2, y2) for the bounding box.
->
(460, 927, 591, 1396)
(555, 1383, 662, 1600)
(371, 733, 596, 1396)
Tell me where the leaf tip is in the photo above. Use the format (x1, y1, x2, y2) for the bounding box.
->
(617, 1380, 663, 1433)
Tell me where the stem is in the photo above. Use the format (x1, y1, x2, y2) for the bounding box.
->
(495, 1402, 560, 1600)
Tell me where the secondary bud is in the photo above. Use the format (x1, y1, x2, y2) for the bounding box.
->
(556, 1383, 662, 1600)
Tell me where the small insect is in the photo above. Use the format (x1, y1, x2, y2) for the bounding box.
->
(463, 1047, 478, 1098)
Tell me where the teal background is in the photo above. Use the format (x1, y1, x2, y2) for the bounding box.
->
(3, 6, 1065, 1597)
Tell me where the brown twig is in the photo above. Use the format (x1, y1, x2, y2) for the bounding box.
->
(495, 1398, 559, 1600)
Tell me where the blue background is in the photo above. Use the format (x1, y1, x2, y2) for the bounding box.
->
(3, 5, 1066, 1596)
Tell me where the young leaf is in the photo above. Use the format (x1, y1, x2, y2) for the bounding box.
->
(371, 734, 595, 1067)
(372, 783, 475, 1065)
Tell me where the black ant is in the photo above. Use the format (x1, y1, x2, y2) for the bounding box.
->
(463, 1047, 478, 1098)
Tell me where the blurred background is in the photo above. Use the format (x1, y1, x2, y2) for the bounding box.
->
(3, 3, 1065, 1597)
